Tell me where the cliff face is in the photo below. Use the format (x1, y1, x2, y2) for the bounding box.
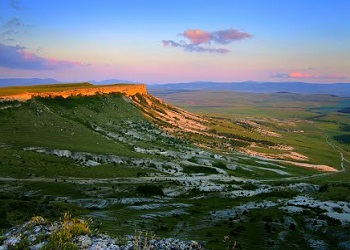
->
(0, 84, 147, 101)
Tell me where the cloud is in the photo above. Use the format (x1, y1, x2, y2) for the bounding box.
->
(162, 40, 180, 47)
(3, 38, 15, 43)
(3, 18, 22, 28)
(1, 18, 23, 42)
(212, 29, 253, 44)
(9, 0, 23, 10)
(0, 29, 16, 36)
(163, 28, 252, 54)
(0, 43, 86, 70)
(162, 40, 229, 54)
(271, 71, 348, 80)
(182, 29, 212, 44)
(182, 29, 252, 45)
(289, 71, 314, 78)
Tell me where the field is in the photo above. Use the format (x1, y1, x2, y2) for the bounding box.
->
(1, 88, 350, 249)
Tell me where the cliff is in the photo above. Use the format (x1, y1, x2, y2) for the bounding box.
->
(0, 84, 147, 101)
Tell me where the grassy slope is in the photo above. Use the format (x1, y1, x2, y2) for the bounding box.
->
(0, 94, 142, 155)
(0, 94, 172, 181)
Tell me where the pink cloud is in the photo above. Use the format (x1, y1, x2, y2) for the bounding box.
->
(0, 43, 87, 70)
(271, 71, 348, 80)
(163, 28, 252, 54)
(289, 71, 314, 78)
(182, 29, 212, 44)
(182, 28, 252, 45)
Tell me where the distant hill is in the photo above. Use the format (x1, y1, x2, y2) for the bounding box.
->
(148, 81, 350, 97)
(0, 78, 60, 87)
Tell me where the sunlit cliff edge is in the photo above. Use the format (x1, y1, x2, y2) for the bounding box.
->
(0, 83, 147, 101)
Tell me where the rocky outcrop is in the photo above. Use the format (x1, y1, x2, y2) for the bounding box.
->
(0, 216, 205, 250)
(0, 84, 147, 101)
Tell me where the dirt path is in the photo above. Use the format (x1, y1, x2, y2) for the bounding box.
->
(326, 134, 349, 172)
(261, 129, 349, 182)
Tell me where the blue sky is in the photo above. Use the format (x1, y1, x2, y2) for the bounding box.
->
(0, 0, 349, 83)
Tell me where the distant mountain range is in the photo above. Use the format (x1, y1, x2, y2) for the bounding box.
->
(0, 78, 136, 87)
(148, 81, 350, 97)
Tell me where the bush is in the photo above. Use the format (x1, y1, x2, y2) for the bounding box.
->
(136, 185, 164, 196)
(43, 212, 91, 250)
(333, 134, 350, 144)
(188, 157, 198, 164)
(0, 208, 9, 228)
(212, 161, 226, 169)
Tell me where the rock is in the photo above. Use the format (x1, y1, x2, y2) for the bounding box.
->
(0, 217, 206, 250)
(85, 160, 101, 167)
(30, 242, 46, 250)
(52, 149, 72, 158)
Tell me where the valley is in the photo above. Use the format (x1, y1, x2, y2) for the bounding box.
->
(1, 84, 350, 249)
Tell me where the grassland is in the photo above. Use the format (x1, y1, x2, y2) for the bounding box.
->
(1, 87, 350, 249)
(0, 82, 139, 97)
(0, 82, 94, 96)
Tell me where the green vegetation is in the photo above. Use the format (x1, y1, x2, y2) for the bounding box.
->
(1, 87, 350, 249)
(136, 185, 164, 196)
(44, 212, 91, 250)
(0, 94, 147, 155)
(334, 134, 350, 144)
(338, 107, 350, 113)
(182, 165, 218, 174)
(0, 82, 93, 96)
(0, 82, 132, 97)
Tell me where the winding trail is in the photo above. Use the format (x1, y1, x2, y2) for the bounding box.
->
(261, 129, 349, 182)
(326, 134, 350, 172)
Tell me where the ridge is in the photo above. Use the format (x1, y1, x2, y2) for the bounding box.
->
(0, 83, 147, 101)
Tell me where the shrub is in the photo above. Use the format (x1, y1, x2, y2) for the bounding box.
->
(43, 212, 91, 250)
(188, 157, 198, 164)
(133, 231, 156, 250)
(136, 185, 164, 196)
(212, 161, 226, 169)
(0, 208, 9, 228)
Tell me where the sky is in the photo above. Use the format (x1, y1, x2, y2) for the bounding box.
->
(0, 0, 349, 84)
